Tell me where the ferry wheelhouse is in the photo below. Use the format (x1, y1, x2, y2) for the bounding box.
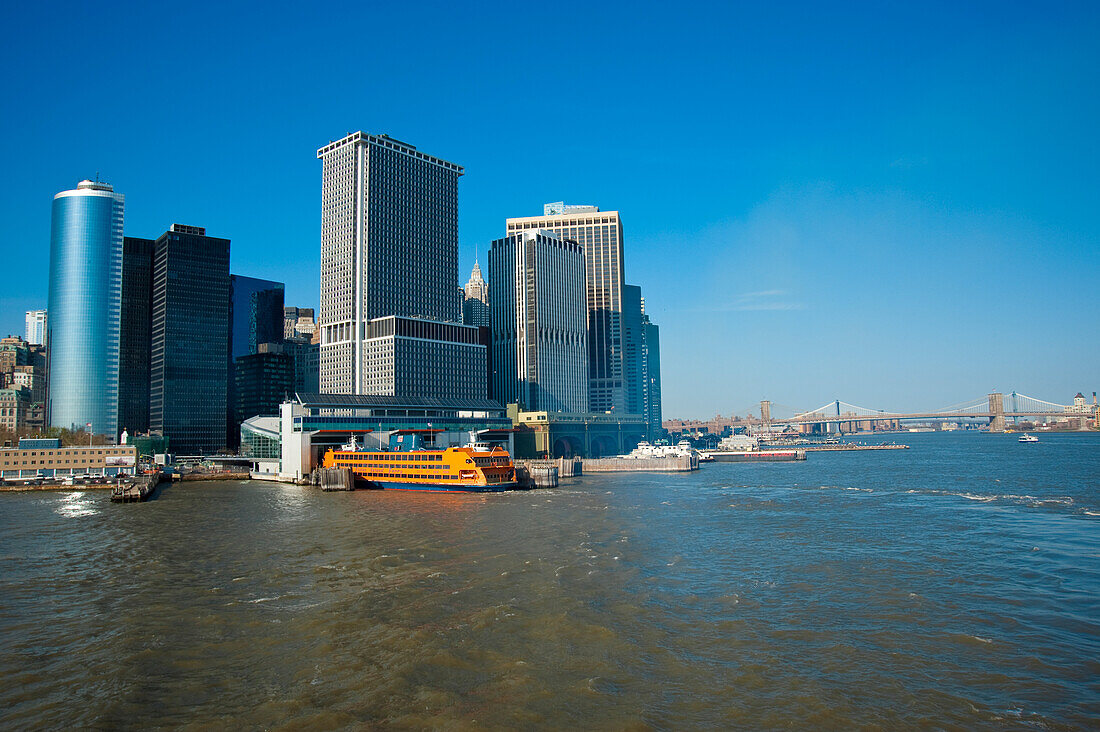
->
(322, 437, 519, 492)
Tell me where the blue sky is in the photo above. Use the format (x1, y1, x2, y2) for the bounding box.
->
(2, 1, 1097, 419)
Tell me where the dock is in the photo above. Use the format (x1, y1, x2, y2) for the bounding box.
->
(110, 473, 161, 503)
(581, 455, 698, 473)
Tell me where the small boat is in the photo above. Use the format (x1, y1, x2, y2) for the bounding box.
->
(1018, 433, 1039, 443)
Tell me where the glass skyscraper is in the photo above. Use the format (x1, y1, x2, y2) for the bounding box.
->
(47, 180, 124, 438)
(149, 225, 231, 454)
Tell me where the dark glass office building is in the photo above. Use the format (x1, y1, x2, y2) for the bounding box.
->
(118, 236, 154, 434)
(228, 275, 284, 447)
(149, 225, 231, 454)
(230, 276, 285, 361)
(622, 284, 645, 417)
(235, 349, 294, 423)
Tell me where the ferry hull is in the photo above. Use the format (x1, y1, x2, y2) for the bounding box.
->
(363, 479, 519, 493)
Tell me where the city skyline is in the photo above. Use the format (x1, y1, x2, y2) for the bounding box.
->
(2, 2, 1097, 418)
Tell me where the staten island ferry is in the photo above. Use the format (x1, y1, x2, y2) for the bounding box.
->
(322, 436, 519, 492)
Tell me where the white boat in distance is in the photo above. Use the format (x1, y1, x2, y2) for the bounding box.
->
(1018, 433, 1039, 443)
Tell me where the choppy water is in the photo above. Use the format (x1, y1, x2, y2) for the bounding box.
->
(1, 431, 1098, 729)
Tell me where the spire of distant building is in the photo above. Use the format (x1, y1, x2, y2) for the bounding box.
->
(462, 259, 489, 328)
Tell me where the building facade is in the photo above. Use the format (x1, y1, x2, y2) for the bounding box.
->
(505, 204, 625, 413)
(118, 236, 154, 435)
(230, 276, 284, 361)
(47, 180, 125, 439)
(317, 132, 463, 393)
(488, 230, 588, 413)
(462, 261, 490, 327)
(24, 310, 46, 346)
(149, 225, 231, 454)
(360, 316, 486, 401)
(235, 349, 294, 423)
(284, 306, 317, 341)
(642, 313, 663, 439)
(0, 439, 137, 479)
(622, 284, 645, 417)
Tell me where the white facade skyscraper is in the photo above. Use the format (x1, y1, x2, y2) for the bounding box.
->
(462, 260, 489, 328)
(489, 230, 588, 413)
(317, 132, 465, 394)
(506, 205, 625, 413)
(25, 309, 46, 346)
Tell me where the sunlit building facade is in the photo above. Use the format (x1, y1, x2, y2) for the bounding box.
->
(488, 230, 588, 413)
(505, 205, 625, 413)
(317, 132, 463, 394)
(47, 180, 125, 438)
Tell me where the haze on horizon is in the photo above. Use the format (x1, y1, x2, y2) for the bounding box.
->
(1, 1, 1096, 420)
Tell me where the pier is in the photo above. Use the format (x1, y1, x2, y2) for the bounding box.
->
(110, 473, 161, 503)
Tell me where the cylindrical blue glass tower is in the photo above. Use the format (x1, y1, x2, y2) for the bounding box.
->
(47, 180, 125, 439)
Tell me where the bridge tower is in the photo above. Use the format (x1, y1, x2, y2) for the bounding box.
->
(760, 400, 771, 433)
(988, 392, 1005, 433)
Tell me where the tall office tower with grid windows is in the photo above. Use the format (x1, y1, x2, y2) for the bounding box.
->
(317, 132, 465, 394)
(505, 204, 626, 413)
(488, 230, 588, 413)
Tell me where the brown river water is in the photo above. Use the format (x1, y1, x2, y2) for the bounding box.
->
(1, 432, 1098, 729)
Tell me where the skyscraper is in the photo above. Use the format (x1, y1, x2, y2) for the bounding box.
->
(24, 310, 46, 346)
(642, 310, 663, 439)
(149, 225, 231, 454)
(230, 276, 284, 361)
(317, 132, 463, 394)
(228, 275, 284, 446)
(47, 180, 125, 438)
(118, 236, 155, 434)
(622, 284, 645, 416)
(506, 204, 625, 413)
(462, 260, 489, 328)
(488, 230, 588, 413)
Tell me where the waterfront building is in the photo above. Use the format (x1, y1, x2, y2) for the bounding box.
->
(360, 316, 486, 401)
(506, 204, 625, 413)
(317, 132, 463, 393)
(149, 225, 230, 455)
(278, 393, 512, 480)
(118, 236, 155, 435)
(508, 406, 647, 458)
(488, 230, 588, 413)
(24, 310, 46, 346)
(47, 180, 125, 439)
(462, 260, 490, 328)
(0, 438, 137, 479)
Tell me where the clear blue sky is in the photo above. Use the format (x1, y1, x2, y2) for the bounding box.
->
(2, 1, 1097, 419)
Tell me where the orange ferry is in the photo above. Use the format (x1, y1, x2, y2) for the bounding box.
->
(321, 439, 519, 492)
